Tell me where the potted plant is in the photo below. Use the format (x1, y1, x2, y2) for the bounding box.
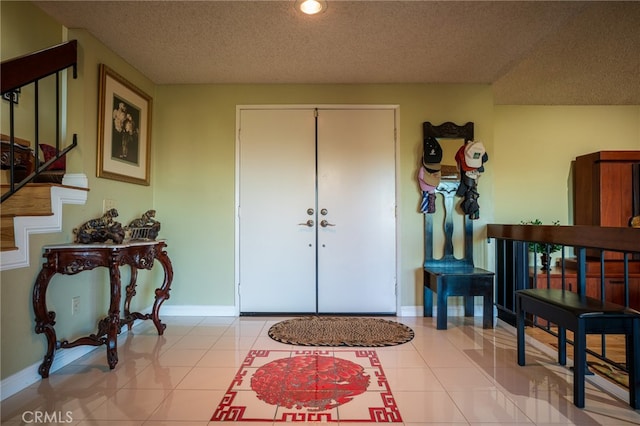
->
(521, 219, 561, 270)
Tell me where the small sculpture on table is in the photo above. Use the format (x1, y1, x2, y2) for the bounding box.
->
(73, 208, 125, 244)
(126, 209, 161, 240)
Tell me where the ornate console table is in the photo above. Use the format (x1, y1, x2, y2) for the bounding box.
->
(33, 240, 173, 378)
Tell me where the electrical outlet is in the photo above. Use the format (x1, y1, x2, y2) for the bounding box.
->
(71, 296, 80, 316)
(103, 199, 117, 213)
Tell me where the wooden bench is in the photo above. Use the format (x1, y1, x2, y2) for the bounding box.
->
(516, 288, 640, 408)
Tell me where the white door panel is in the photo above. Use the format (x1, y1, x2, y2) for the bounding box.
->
(238, 109, 317, 313)
(317, 109, 396, 313)
(238, 107, 396, 314)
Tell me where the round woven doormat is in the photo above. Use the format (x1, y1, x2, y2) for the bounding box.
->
(268, 316, 415, 347)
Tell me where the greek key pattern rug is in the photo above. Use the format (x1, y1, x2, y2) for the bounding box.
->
(211, 349, 402, 423)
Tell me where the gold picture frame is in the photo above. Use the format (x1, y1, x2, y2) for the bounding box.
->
(97, 64, 152, 185)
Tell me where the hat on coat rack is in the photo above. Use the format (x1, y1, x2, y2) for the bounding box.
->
(422, 136, 443, 170)
(464, 140, 486, 169)
(419, 166, 441, 189)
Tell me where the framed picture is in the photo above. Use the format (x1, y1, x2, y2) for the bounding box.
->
(97, 64, 152, 185)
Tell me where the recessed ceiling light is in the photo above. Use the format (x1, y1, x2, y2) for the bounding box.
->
(297, 0, 327, 15)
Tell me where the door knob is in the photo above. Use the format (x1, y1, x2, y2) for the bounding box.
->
(307, 208, 314, 215)
(298, 219, 314, 227)
(320, 220, 335, 227)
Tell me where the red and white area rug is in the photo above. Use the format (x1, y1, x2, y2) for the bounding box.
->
(211, 349, 402, 423)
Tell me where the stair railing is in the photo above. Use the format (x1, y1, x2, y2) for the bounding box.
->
(488, 224, 640, 377)
(1, 40, 78, 202)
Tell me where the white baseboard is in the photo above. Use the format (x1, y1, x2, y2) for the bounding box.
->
(399, 305, 423, 317)
(160, 305, 237, 316)
(160, 305, 487, 318)
(1, 345, 98, 401)
(400, 304, 497, 318)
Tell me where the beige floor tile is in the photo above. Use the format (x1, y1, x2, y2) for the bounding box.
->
(162, 316, 207, 326)
(252, 336, 297, 349)
(198, 316, 237, 326)
(122, 364, 193, 389)
(431, 366, 496, 391)
(87, 388, 170, 421)
(448, 389, 534, 423)
(3, 318, 640, 425)
(405, 423, 469, 426)
(144, 324, 195, 336)
(489, 365, 574, 395)
(30, 363, 127, 391)
(196, 349, 251, 368)
(575, 387, 640, 425)
(120, 333, 184, 355)
(460, 341, 518, 369)
(374, 348, 428, 368)
(147, 389, 224, 422)
(156, 347, 208, 367)
(414, 342, 478, 368)
(392, 390, 468, 423)
(174, 334, 222, 349)
(186, 325, 231, 337)
(1, 380, 116, 423)
(508, 390, 603, 425)
(223, 322, 268, 338)
(176, 367, 238, 390)
(383, 367, 446, 392)
(210, 335, 258, 351)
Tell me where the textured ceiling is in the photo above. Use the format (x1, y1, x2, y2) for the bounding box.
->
(33, 1, 640, 104)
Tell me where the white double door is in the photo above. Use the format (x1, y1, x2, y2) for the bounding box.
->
(237, 107, 396, 314)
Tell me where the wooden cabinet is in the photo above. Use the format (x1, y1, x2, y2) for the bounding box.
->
(529, 266, 640, 309)
(574, 150, 640, 259)
(584, 276, 640, 307)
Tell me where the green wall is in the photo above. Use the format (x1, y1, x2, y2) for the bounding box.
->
(0, 1, 61, 145)
(493, 105, 640, 225)
(1, 1, 638, 384)
(153, 84, 496, 311)
(1, 2, 157, 380)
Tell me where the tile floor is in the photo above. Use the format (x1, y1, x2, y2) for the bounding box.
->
(2, 315, 640, 425)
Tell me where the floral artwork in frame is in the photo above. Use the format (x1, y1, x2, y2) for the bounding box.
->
(97, 64, 152, 185)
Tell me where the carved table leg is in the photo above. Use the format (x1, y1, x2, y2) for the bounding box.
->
(106, 254, 121, 369)
(151, 245, 173, 335)
(123, 266, 139, 330)
(32, 265, 57, 378)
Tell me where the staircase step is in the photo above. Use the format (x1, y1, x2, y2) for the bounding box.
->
(1, 184, 56, 252)
(1, 178, 88, 271)
(1, 215, 17, 251)
(1, 184, 54, 216)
